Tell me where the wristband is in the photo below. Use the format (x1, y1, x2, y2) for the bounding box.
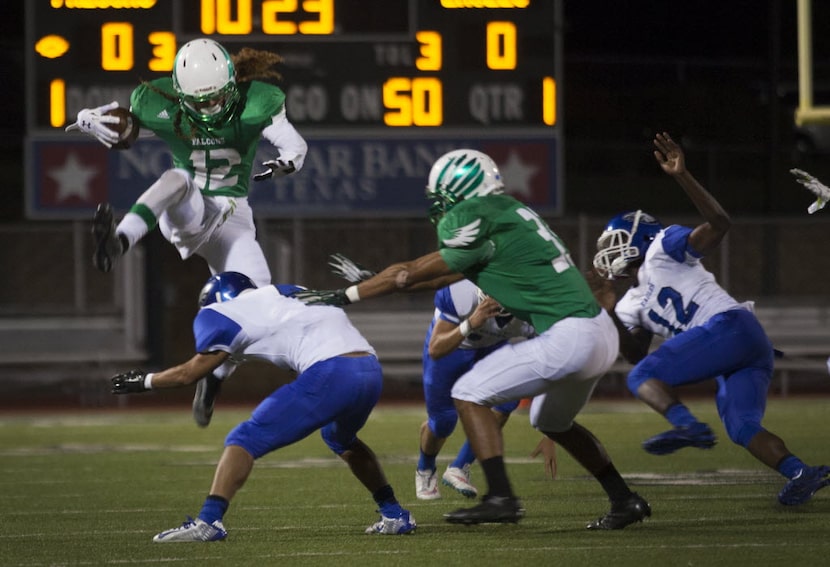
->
(345, 285, 361, 303)
(144, 373, 154, 390)
(459, 319, 472, 337)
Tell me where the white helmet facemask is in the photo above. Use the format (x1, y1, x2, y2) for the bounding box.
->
(593, 210, 644, 279)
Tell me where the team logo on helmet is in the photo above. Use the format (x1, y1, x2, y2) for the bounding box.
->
(426, 149, 504, 224)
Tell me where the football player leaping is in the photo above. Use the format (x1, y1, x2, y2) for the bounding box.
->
(66, 38, 307, 285)
(591, 132, 830, 506)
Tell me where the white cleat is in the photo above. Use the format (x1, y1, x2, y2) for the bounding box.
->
(442, 465, 478, 498)
(415, 468, 441, 500)
(152, 516, 227, 542)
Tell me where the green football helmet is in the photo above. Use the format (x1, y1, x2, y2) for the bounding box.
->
(426, 149, 504, 224)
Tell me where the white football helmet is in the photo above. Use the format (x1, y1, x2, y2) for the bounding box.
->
(426, 149, 504, 224)
(172, 38, 239, 126)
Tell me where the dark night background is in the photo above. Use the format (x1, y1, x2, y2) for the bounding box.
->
(6, 1, 830, 220)
(4, 1, 830, 406)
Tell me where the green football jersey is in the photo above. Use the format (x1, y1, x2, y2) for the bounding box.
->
(437, 194, 600, 333)
(130, 79, 286, 197)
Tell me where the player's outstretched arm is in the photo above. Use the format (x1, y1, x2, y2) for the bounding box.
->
(791, 168, 830, 214)
(329, 253, 377, 283)
(65, 101, 122, 148)
(653, 132, 730, 255)
(296, 251, 463, 306)
(111, 352, 230, 393)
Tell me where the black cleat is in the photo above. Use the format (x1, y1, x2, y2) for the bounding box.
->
(444, 495, 525, 525)
(192, 374, 222, 428)
(586, 492, 651, 530)
(92, 203, 123, 273)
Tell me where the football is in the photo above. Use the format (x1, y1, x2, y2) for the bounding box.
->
(104, 107, 140, 149)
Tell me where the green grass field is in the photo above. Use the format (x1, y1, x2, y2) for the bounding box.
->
(2, 398, 829, 566)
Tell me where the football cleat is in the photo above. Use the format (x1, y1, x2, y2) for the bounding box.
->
(442, 465, 478, 498)
(642, 422, 716, 455)
(586, 492, 651, 530)
(91, 203, 124, 273)
(365, 509, 416, 535)
(778, 465, 830, 506)
(416, 468, 441, 500)
(152, 516, 227, 542)
(192, 374, 222, 428)
(444, 495, 525, 524)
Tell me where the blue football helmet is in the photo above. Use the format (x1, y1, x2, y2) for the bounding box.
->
(593, 210, 662, 279)
(198, 271, 257, 308)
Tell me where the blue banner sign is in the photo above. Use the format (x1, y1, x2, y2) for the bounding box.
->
(26, 134, 560, 219)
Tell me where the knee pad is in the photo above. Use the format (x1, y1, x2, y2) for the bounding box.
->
(320, 423, 355, 455)
(626, 363, 653, 395)
(428, 407, 458, 439)
(225, 420, 269, 459)
(724, 417, 763, 448)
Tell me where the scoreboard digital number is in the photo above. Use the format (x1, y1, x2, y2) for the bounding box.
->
(26, 0, 561, 132)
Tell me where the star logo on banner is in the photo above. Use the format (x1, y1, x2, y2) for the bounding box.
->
(498, 150, 538, 199)
(47, 152, 100, 202)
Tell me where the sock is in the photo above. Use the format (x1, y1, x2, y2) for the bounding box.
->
(373, 485, 402, 516)
(777, 455, 807, 479)
(665, 403, 697, 428)
(197, 494, 229, 524)
(596, 463, 633, 502)
(479, 456, 513, 498)
(450, 441, 476, 469)
(417, 451, 437, 472)
(116, 210, 152, 249)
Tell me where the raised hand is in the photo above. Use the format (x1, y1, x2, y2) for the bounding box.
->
(653, 132, 686, 176)
(791, 168, 830, 214)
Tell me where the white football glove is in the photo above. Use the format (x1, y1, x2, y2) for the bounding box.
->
(328, 253, 377, 283)
(253, 158, 296, 181)
(65, 101, 122, 148)
(790, 168, 830, 214)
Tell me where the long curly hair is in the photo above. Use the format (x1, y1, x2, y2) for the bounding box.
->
(145, 47, 284, 138)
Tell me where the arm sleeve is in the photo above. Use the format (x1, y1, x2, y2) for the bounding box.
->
(193, 309, 242, 354)
(439, 241, 495, 273)
(660, 225, 700, 262)
(260, 108, 308, 172)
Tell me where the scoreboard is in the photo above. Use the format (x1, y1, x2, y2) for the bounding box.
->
(25, 0, 563, 219)
(27, 0, 560, 131)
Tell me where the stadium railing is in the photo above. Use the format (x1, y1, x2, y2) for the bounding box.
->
(347, 307, 830, 397)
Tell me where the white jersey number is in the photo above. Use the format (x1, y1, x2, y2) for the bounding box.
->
(190, 148, 241, 192)
(516, 207, 574, 273)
